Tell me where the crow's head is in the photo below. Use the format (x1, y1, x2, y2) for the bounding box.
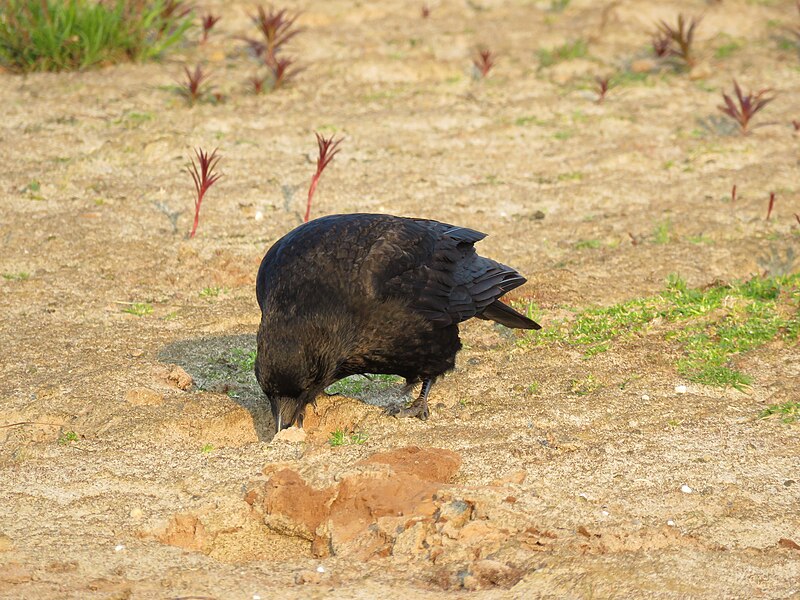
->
(268, 395, 308, 432)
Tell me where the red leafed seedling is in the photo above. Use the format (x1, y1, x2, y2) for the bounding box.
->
(718, 80, 774, 134)
(304, 133, 343, 223)
(651, 31, 671, 58)
(187, 148, 223, 239)
(421, 4, 431, 18)
(473, 49, 495, 78)
(655, 14, 701, 68)
(179, 65, 212, 105)
(250, 74, 268, 94)
(595, 76, 612, 103)
(766, 192, 777, 221)
(249, 5, 301, 65)
(200, 13, 221, 43)
(269, 56, 302, 90)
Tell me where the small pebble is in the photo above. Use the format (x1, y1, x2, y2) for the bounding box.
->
(578, 493, 589, 501)
(601, 510, 609, 517)
(255, 211, 264, 221)
(680, 484, 693, 494)
(129, 508, 144, 520)
(316, 565, 325, 573)
(114, 544, 125, 552)
(641, 394, 650, 401)
(253, 595, 261, 600)
(667, 520, 676, 527)
(675, 385, 688, 394)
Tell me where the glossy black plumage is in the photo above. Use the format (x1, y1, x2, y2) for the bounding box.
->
(255, 213, 540, 431)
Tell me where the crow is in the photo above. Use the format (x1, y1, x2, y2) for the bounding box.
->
(255, 213, 540, 432)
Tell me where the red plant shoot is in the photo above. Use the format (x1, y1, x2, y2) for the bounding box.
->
(595, 76, 612, 103)
(731, 184, 737, 203)
(795, 213, 800, 226)
(793, 120, 800, 132)
(656, 14, 701, 68)
(249, 5, 301, 65)
(473, 49, 495, 78)
(179, 65, 211, 104)
(766, 192, 776, 221)
(269, 56, 302, 89)
(200, 13, 221, 43)
(651, 31, 671, 58)
(304, 133, 343, 223)
(718, 80, 774, 134)
(250, 74, 268, 94)
(421, 4, 430, 18)
(187, 148, 223, 238)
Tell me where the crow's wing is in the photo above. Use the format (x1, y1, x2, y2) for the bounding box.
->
(363, 219, 528, 327)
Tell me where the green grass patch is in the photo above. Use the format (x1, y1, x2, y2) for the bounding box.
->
(523, 273, 800, 389)
(575, 239, 602, 250)
(326, 374, 403, 396)
(229, 348, 257, 372)
(329, 428, 369, 447)
(58, 430, 79, 445)
(2, 271, 30, 281)
(653, 219, 672, 244)
(759, 401, 799, 423)
(0, 0, 193, 73)
(537, 39, 588, 67)
(122, 302, 153, 316)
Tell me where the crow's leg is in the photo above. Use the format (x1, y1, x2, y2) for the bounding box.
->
(388, 378, 433, 421)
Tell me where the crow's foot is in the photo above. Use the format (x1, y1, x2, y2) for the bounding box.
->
(385, 378, 433, 422)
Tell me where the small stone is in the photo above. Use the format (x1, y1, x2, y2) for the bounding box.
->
(601, 510, 609, 517)
(667, 520, 676, 527)
(130, 507, 144, 520)
(125, 387, 164, 406)
(675, 385, 688, 394)
(167, 365, 193, 390)
(680, 484, 693, 494)
(641, 394, 650, 401)
(114, 544, 125, 552)
(255, 210, 264, 221)
(316, 565, 325, 573)
(272, 426, 306, 443)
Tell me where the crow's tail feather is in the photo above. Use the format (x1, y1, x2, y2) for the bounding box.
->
(479, 300, 541, 330)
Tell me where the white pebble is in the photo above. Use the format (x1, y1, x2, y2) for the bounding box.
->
(680, 484, 693, 494)
(255, 211, 264, 221)
(578, 492, 589, 501)
(667, 520, 676, 527)
(114, 544, 125, 552)
(316, 565, 325, 573)
(641, 394, 650, 401)
(253, 595, 261, 600)
(675, 385, 688, 394)
(601, 510, 609, 517)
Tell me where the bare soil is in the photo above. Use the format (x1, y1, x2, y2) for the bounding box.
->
(1, 1, 799, 598)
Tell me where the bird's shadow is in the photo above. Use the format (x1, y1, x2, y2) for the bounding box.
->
(158, 334, 275, 441)
(158, 335, 414, 442)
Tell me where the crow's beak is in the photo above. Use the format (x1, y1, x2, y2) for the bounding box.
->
(271, 396, 305, 432)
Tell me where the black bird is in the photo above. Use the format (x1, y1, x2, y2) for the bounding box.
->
(255, 213, 540, 431)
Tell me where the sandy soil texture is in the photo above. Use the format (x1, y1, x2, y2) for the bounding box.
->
(1, 0, 799, 598)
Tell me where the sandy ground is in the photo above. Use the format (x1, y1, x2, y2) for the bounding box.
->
(1, 0, 799, 598)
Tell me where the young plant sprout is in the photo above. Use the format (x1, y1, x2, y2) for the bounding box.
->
(731, 184, 737, 203)
(656, 14, 701, 68)
(179, 65, 211, 105)
(268, 56, 302, 89)
(766, 192, 776, 221)
(250, 74, 268, 94)
(200, 13, 221, 43)
(651, 31, 671, 58)
(718, 80, 774, 134)
(187, 148, 222, 238)
(595, 76, 612, 103)
(421, 4, 431, 18)
(473, 49, 495, 78)
(249, 5, 301, 65)
(304, 133, 343, 223)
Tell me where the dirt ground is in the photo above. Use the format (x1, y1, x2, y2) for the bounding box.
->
(1, 0, 799, 598)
